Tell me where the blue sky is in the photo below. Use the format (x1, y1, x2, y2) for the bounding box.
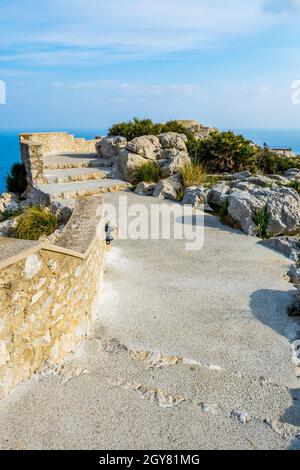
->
(0, 0, 300, 131)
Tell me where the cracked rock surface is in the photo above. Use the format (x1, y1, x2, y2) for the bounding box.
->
(0, 193, 299, 450)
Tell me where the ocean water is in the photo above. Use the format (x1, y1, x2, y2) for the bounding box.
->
(0, 128, 299, 194)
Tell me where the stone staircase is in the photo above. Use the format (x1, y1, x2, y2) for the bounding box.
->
(35, 152, 129, 203)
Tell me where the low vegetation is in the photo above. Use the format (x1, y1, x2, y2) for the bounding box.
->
(290, 180, 300, 195)
(15, 206, 58, 241)
(109, 118, 194, 142)
(131, 161, 162, 185)
(180, 162, 207, 188)
(190, 131, 258, 174)
(6, 163, 27, 196)
(252, 206, 270, 239)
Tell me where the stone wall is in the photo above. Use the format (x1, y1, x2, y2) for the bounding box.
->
(0, 196, 107, 398)
(20, 132, 101, 188)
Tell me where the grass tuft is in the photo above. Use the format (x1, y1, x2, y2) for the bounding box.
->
(132, 162, 162, 185)
(15, 206, 58, 241)
(252, 206, 270, 239)
(180, 163, 207, 189)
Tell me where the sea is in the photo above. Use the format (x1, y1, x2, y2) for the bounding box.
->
(0, 128, 299, 194)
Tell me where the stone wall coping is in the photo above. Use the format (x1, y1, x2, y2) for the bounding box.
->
(0, 196, 104, 269)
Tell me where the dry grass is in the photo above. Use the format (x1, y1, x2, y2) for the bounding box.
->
(180, 163, 207, 189)
(15, 206, 58, 241)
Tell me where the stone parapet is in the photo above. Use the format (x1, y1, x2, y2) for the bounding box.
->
(0, 196, 107, 398)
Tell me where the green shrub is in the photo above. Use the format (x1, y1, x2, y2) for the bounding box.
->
(108, 118, 163, 141)
(252, 206, 270, 239)
(6, 163, 27, 196)
(15, 206, 58, 241)
(290, 180, 300, 195)
(190, 131, 258, 174)
(108, 118, 195, 144)
(180, 163, 207, 188)
(256, 146, 300, 174)
(131, 162, 162, 185)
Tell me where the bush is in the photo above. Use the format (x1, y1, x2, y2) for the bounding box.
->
(256, 145, 300, 174)
(108, 118, 195, 143)
(252, 206, 270, 239)
(131, 162, 162, 185)
(6, 163, 27, 196)
(180, 163, 207, 188)
(190, 131, 258, 173)
(15, 206, 58, 241)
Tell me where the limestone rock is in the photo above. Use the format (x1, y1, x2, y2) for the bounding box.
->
(135, 182, 156, 196)
(117, 149, 148, 182)
(233, 171, 252, 180)
(161, 151, 191, 178)
(288, 266, 300, 285)
(126, 135, 161, 161)
(0, 193, 20, 213)
(0, 217, 19, 237)
(228, 191, 263, 236)
(159, 132, 187, 151)
(206, 183, 231, 207)
(228, 187, 300, 236)
(174, 120, 215, 140)
(285, 168, 300, 182)
(182, 186, 206, 208)
(153, 174, 183, 201)
(97, 136, 127, 159)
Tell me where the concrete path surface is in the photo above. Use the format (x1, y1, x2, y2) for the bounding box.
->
(0, 192, 299, 450)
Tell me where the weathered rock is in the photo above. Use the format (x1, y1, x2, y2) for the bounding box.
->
(161, 152, 191, 178)
(159, 133, 187, 151)
(231, 181, 257, 192)
(174, 120, 216, 140)
(288, 265, 300, 285)
(267, 174, 292, 186)
(117, 149, 148, 182)
(126, 135, 161, 161)
(246, 175, 274, 187)
(182, 186, 206, 208)
(0, 193, 20, 213)
(285, 168, 300, 181)
(263, 236, 300, 262)
(228, 191, 263, 236)
(228, 187, 300, 236)
(0, 217, 19, 237)
(97, 136, 127, 159)
(135, 182, 156, 196)
(206, 183, 231, 207)
(233, 171, 252, 180)
(153, 174, 183, 201)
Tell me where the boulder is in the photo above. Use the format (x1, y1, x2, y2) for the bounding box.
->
(0, 217, 19, 237)
(206, 183, 231, 207)
(182, 186, 206, 208)
(97, 136, 127, 159)
(233, 171, 252, 180)
(289, 266, 300, 286)
(228, 191, 262, 236)
(153, 174, 183, 201)
(161, 151, 191, 178)
(174, 120, 216, 140)
(126, 135, 161, 161)
(135, 182, 156, 196)
(228, 187, 300, 236)
(0, 192, 20, 213)
(117, 149, 148, 182)
(159, 132, 187, 151)
(264, 236, 300, 262)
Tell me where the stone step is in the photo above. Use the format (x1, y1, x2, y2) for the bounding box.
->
(44, 167, 113, 184)
(43, 153, 113, 170)
(37, 179, 130, 200)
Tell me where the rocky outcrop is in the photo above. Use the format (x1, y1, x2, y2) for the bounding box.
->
(182, 186, 206, 208)
(174, 120, 216, 140)
(135, 182, 156, 196)
(97, 132, 193, 183)
(207, 183, 231, 207)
